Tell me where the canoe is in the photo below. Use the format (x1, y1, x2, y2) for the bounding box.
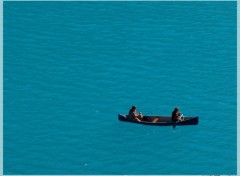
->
(118, 114, 198, 126)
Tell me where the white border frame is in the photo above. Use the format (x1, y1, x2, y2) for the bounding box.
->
(1, 0, 238, 176)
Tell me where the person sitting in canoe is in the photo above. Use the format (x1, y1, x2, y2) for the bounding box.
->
(171, 107, 184, 122)
(128, 105, 143, 122)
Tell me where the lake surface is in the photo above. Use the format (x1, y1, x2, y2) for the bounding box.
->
(3, 1, 237, 175)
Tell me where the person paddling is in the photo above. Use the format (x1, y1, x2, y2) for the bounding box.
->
(128, 106, 143, 122)
(171, 107, 184, 122)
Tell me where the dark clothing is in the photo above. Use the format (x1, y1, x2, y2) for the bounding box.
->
(128, 109, 136, 119)
(172, 111, 178, 122)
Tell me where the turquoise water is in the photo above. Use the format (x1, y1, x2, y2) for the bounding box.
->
(4, 1, 237, 175)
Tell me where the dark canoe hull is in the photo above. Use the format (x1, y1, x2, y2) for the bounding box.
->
(118, 114, 198, 126)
